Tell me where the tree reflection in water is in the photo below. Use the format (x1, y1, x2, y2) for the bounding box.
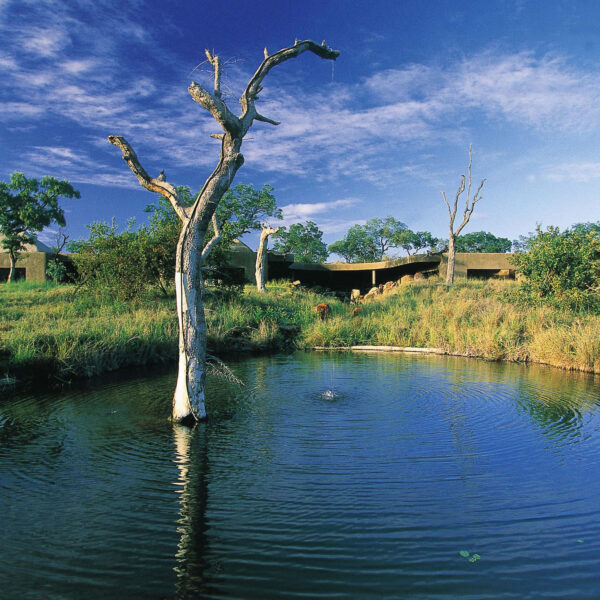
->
(172, 424, 214, 599)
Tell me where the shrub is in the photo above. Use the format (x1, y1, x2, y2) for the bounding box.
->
(70, 220, 164, 299)
(511, 225, 600, 310)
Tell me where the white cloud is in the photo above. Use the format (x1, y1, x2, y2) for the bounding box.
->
(546, 161, 600, 182)
(454, 51, 600, 130)
(1, 0, 600, 195)
(61, 59, 97, 75)
(18, 145, 142, 190)
(21, 26, 69, 57)
(319, 218, 367, 235)
(0, 102, 45, 118)
(281, 197, 361, 222)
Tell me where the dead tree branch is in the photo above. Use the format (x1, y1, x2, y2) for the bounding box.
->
(239, 40, 339, 134)
(108, 135, 190, 222)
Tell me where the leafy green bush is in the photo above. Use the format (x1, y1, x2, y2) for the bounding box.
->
(511, 224, 600, 310)
(45, 258, 69, 283)
(70, 219, 167, 299)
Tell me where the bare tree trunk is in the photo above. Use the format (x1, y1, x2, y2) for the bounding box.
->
(441, 145, 485, 286)
(172, 223, 209, 423)
(109, 40, 339, 424)
(7, 251, 16, 283)
(446, 233, 456, 286)
(255, 226, 280, 292)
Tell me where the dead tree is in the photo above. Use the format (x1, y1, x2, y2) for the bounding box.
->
(441, 145, 485, 285)
(255, 225, 280, 292)
(109, 40, 339, 424)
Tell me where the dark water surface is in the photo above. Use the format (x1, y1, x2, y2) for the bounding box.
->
(1, 352, 600, 599)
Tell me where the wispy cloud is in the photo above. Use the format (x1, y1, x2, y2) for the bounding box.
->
(2, 0, 600, 196)
(281, 197, 361, 222)
(546, 161, 600, 182)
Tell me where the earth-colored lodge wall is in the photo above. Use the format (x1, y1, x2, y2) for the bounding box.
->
(229, 248, 515, 293)
(2, 239, 515, 290)
(0, 251, 47, 282)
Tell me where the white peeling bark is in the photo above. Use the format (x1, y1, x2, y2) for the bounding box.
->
(172, 269, 207, 422)
(255, 226, 279, 292)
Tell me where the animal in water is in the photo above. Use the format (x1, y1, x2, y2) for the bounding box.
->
(315, 303, 331, 320)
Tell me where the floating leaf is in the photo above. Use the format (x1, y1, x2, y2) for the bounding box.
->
(469, 553, 481, 563)
(459, 550, 470, 558)
(577, 539, 584, 544)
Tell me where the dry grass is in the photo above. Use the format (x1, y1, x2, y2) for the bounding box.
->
(2, 278, 600, 382)
(301, 279, 600, 374)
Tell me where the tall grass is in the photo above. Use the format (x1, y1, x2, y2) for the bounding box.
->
(301, 280, 600, 373)
(1, 281, 176, 380)
(2, 278, 600, 382)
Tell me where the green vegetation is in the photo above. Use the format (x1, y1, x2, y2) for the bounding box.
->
(70, 183, 283, 297)
(0, 172, 79, 282)
(69, 219, 175, 299)
(455, 231, 512, 253)
(272, 221, 328, 262)
(511, 224, 600, 310)
(216, 183, 282, 239)
(328, 216, 410, 262)
(0, 280, 176, 381)
(394, 229, 440, 256)
(3, 279, 600, 385)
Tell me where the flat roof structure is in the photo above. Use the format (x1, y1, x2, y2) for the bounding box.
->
(288, 253, 514, 292)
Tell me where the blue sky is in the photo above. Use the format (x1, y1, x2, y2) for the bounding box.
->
(1, 0, 599, 253)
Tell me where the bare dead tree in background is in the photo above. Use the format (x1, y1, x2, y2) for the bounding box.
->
(109, 40, 339, 424)
(441, 145, 485, 285)
(255, 225, 280, 292)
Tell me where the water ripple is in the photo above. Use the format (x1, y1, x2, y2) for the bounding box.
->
(1, 354, 599, 599)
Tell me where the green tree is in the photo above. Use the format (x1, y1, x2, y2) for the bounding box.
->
(569, 221, 600, 235)
(328, 216, 408, 263)
(144, 186, 194, 292)
(272, 221, 328, 263)
(393, 230, 439, 256)
(511, 224, 600, 309)
(328, 224, 378, 263)
(455, 231, 512, 253)
(0, 172, 79, 282)
(364, 216, 407, 259)
(216, 184, 282, 240)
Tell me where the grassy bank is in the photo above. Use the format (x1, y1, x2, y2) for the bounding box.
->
(2, 279, 600, 384)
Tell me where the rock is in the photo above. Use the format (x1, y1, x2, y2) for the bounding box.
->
(350, 288, 361, 302)
(400, 274, 414, 285)
(493, 269, 511, 279)
(364, 286, 380, 300)
(383, 280, 396, 292)
(414, 272, 425, 281)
